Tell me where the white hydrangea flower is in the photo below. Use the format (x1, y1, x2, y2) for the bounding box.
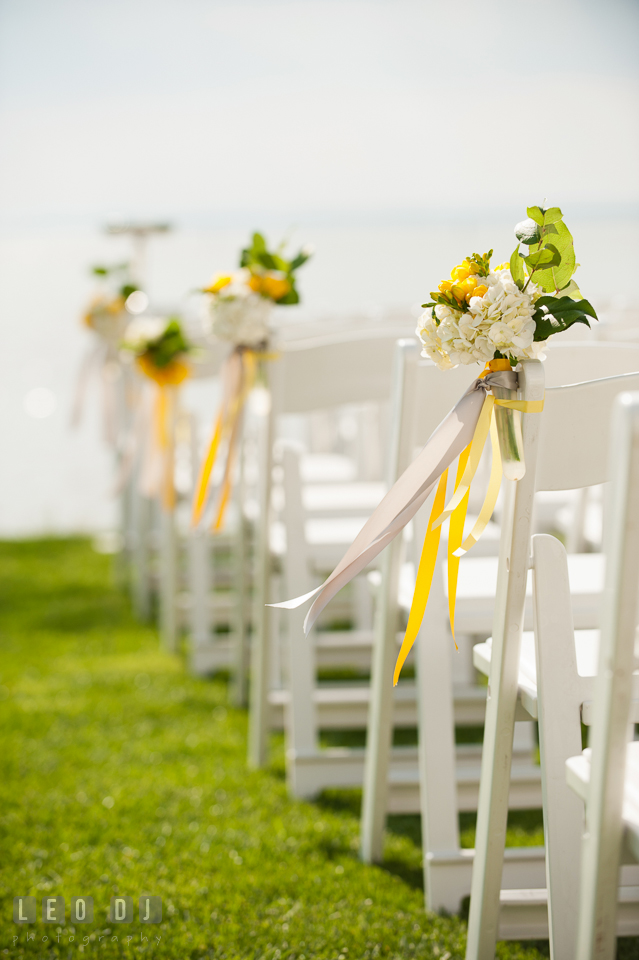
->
(208, 294, 272, 347)
(417, 266, 547, 370)
(122, 316, 169, 352)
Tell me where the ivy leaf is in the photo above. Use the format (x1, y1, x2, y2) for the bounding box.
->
(527, 206, 545, 225)
(543, 207, 563, 224)
(509, 245, 525, 289)
(515, 218, 541, 245)
(525, 244, 561, 269)
(533, 296, 598, 342)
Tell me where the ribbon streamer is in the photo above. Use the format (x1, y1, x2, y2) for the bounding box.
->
(192, 347, 272, 532)
(272, 362, 544, 684)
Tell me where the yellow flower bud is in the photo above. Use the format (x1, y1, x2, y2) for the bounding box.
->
(471, 284, 488, 300)
(450, 261, 471, 282)
(438, 280, 453, 293)
(494, 262, 509, 272)
(204, 274, 232, 294)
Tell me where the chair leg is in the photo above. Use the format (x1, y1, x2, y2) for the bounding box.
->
(360, 531, 403, 863)
(417, 552, 463, 913)
(533, 533, 585, 957)
(159, 506, 178, 653)
(248, 402, 273, 768)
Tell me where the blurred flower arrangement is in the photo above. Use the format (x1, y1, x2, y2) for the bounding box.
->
(203, 232, 312, 346)
(417, 205, 598, 370)
(83, 263, 147, 346)
(191, 232, 311, 529)
(122, 316, 193, 386)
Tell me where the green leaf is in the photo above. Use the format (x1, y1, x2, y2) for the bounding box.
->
(527, 206, 545, 225)
(92, 266, 108, 276)
(120, 283, 138, 298)
(509, 245, 525, 289)
(558, 278, 583, 300)
(276, 287, 300, 306)
(533, 296, 598, 342)
(290, 249, 312, 271)
(525, 245, 561, 269)
(514, 218, 541, 245)
(543, 206, 563, 224)
(529, 222, 576, 292)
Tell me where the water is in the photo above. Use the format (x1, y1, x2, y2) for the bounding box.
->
(2, 216, 638, 536)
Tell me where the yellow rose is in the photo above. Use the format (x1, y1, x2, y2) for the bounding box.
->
(249, 273, 291, 302)
(471, 284, 488, 300)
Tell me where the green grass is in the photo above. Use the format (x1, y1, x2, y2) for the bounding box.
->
(0, 538, 633, 959)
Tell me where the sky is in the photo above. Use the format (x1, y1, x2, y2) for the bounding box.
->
(1, 0, 639, 535)
(1, 0, 638, 228)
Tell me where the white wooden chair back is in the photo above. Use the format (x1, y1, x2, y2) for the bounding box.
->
(466, 366, 639, 956)
(270, 328, 416, 414)
(572, 392, 639, 957)
(248, 328, 418, 767)
(361, 345, 639, 875)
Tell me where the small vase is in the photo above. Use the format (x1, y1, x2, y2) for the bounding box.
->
(490, 363, 525, 481)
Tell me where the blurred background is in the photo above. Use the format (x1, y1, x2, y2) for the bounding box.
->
(1, 0, 638, 537)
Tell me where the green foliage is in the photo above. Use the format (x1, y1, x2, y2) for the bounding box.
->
(239, 232, 312, 306)
(0, 538, 581, 959)
(144, 318, 191, 368)
(468, 249, 493, 278)
(90, 262, 139, 299)
(510, 245, 526, 288)
(532, 296, 598, 342)
(511, 203, 598, 342)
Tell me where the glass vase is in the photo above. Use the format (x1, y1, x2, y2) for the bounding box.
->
(492, 383, 526, 481)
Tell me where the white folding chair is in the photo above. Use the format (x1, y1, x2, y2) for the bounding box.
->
(247, 326, 415, 768)
(359, 344, 639, 901)
(565, 392, 639, 958)
(466, 369, 639, 955)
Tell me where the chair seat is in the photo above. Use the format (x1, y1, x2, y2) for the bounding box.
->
(566, 742, 639, 862)
(302, 481, 386, 516)
(474, 631, 639, 723)
(400, 553, 604, 633)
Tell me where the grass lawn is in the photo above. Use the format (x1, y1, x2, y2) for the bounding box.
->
(0, 538, 634, 959)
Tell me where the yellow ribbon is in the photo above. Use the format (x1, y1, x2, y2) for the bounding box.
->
(392, 366, 544, 685)
(191, 348, 275, 532)
(136, 355, 190, 512)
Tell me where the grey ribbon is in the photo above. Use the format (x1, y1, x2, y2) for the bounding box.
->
(272, 369, 518, 634)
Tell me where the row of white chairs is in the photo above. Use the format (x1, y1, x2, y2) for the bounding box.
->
(118, 326, 639, 955)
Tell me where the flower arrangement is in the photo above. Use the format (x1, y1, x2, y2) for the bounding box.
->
(83, 263, 147, 345)
(203, 232, 312, 347)
(122, 316, 193, 386)
(417, 205, 598, 370)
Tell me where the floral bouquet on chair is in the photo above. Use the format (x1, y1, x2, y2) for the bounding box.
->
(120, 316, 194, 510)
(202, 232, 312, 348)
(276, 205, 600, 684)
(122, 316, 193, 388)
(83, 263, 147, 348)
(418, 204, 597, 370)
(191, 232, 312, 531)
